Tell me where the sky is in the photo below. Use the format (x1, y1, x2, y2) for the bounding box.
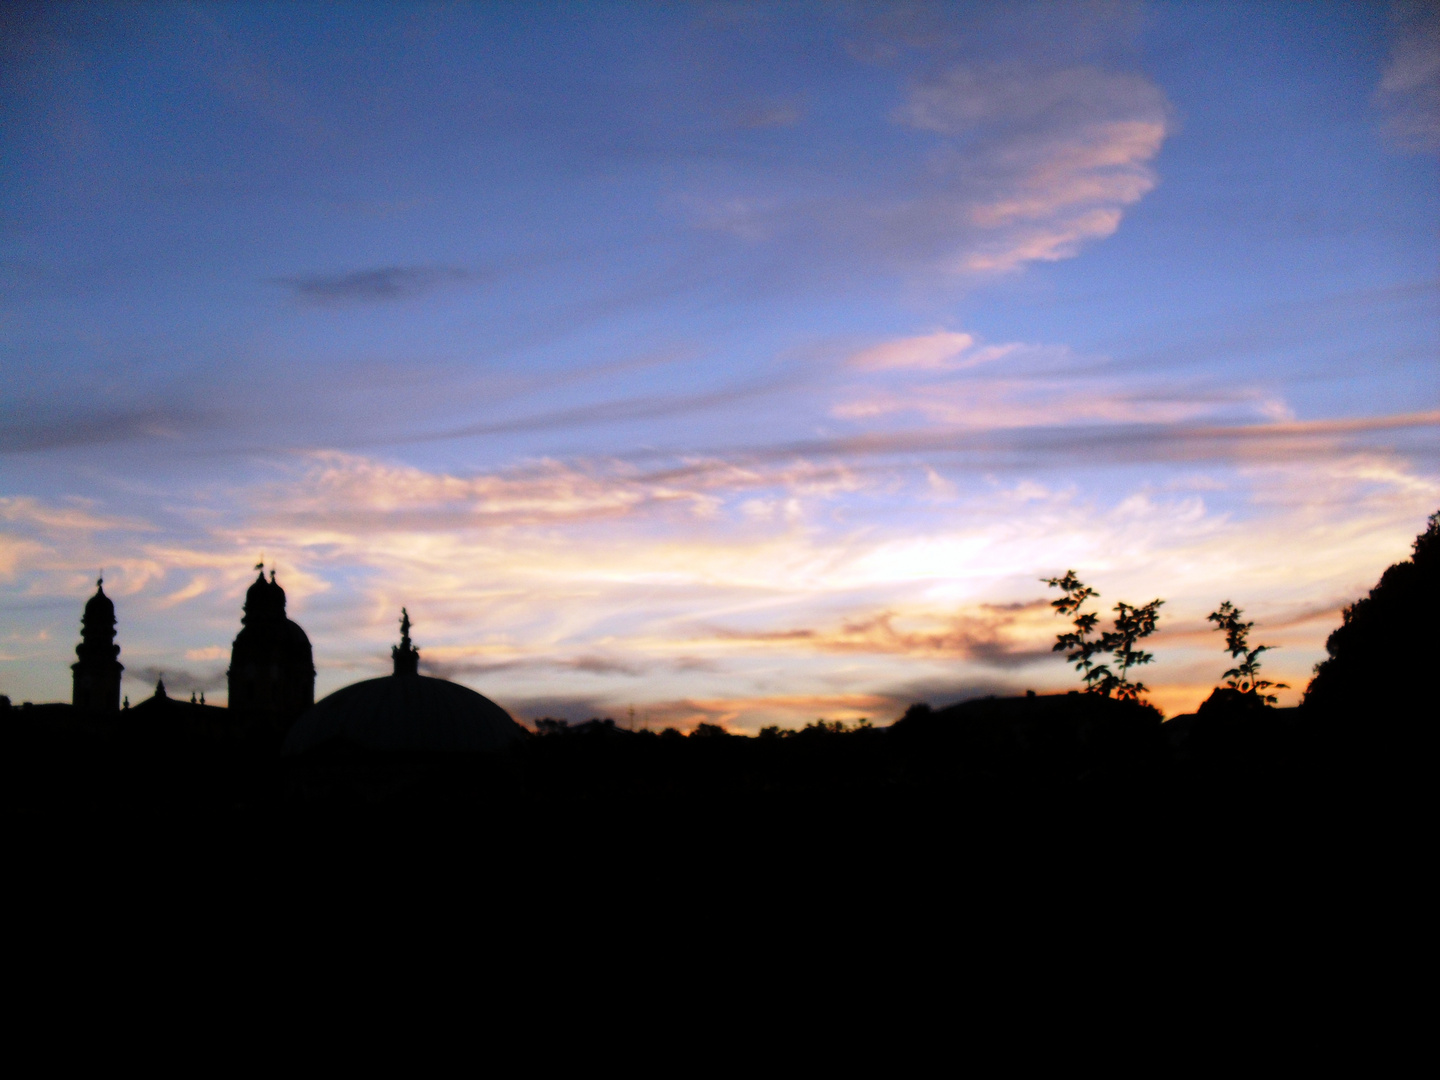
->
(2, 1, 1436, 729)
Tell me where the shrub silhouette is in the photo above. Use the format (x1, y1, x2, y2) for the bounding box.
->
(1044, 572, 1163, 701)
(1305, 510, 1438, 723)
(1206, 601, 1287, 706)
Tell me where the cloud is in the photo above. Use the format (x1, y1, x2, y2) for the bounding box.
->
(126, 664, 228, 695)
(891, 64, 1169, 273)
(419, 650, 688, 682)
(700, 600, 1055, 667)
(275, 266, 476, 304)
(0, 403, 210, 454)
(406, 377, 795, 444)
(758, 409, 1440, 471)
(733, 101, 804, 129)
(896, 63, 1162, 135)
(678, 58, 1169, 280)
(832, 334, 1284, 431)
(565, 654, 645, 676)
(0, 496, 151, 535)
(1375, 1, 1440, 153)
(239, 449, 873, 542)
(843, 1, 1146, 69)
(850, 330, 975, 370)
(251, 452, 692, 533)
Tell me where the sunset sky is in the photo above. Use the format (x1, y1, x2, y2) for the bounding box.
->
(2, 1, 1436, 728)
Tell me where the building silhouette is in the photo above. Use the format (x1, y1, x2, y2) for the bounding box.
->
(40, 568, 522, 752)
(72, 579, 122, 713)
(227, 567, 315, 728)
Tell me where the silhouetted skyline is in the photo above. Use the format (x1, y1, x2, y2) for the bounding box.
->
(1, 3, 1435, 728)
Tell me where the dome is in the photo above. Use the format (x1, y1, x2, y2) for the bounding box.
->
(231, 616, 313, 656)
(283, 674, 525, 755)
(83, 580, 115, 624)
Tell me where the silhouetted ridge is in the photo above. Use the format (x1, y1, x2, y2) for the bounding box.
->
(891, 692, 1163, 779)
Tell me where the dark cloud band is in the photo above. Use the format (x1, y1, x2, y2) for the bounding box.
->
(275, 266, 476, 304)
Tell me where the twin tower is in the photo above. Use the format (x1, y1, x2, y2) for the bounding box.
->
(72, 567, 316, 725)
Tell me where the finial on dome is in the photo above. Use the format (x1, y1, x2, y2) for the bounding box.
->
(155, 677, 166, 698)
(255, 561, 264, 572)
(270, 569, 277, 583)
(392, 607, 420, 677)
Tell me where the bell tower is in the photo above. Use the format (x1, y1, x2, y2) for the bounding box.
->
(72, 578, 123, 712)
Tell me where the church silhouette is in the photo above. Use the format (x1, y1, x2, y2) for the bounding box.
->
(53, 566, 523, 754)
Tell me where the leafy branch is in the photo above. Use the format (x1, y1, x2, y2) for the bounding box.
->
(1044, 571, 1109, 692)
(1105, 598, 1165, 702)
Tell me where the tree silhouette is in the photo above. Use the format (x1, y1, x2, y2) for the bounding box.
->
(1305, 510, 1438, 720)
(1044, 572, 1163, 700)
(1206, 601, 1287, 705)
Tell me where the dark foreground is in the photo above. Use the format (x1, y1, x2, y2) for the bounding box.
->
(6, 690, 1420, 916)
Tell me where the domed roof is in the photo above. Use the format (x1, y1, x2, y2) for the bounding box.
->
(282, 674, 525, 755)
(83, 579, 115, 621)
(232, 616, 313, 654)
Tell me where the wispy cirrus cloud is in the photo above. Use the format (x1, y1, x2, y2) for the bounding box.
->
(891, 63, 1169, 272)
(849, 330, 977, 371)
(0, 496, 153, 535)
(677, 57, 1171, 280)
(701, 600, 1055, 667)
(1375, 1, 1440, 153)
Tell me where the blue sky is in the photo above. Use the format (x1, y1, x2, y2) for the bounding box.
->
(2, 1, 1436, 727)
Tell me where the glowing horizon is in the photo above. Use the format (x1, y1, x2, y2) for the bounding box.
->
(2, 3, 1436, 728)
